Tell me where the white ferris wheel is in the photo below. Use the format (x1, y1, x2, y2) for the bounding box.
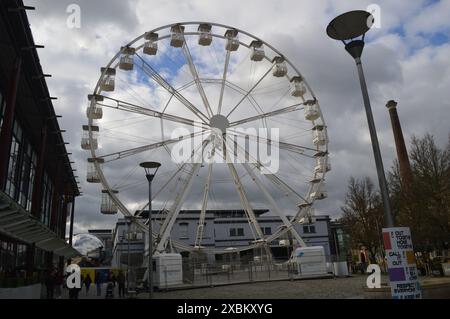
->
(82, 22, 330, 256)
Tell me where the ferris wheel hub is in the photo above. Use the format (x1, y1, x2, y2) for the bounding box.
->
(209, 114, 229, 133)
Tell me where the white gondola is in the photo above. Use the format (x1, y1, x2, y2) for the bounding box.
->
(298, 208, 316, 224)
(224, 29, 239, 51)
(86, 94, 103, 120)
(312, 125, 327, 146)
(86, 158, 104, 183)
(272, 56, 287, 77)
(290, 76, 307, 97)
(101, 189, 118, 215)
(310, 182, 327, 200)
(100, 67, 115, 92)
(143, 32, 158, 55)
(170, 25, 185, 48)
(198, 23, 212, 46)
(304, 99, 320, 121)
(119, 47, 135, 71)
(249, 40, 265, 61)
(81, 125, 99, 150)
(314, 157, 331, 173)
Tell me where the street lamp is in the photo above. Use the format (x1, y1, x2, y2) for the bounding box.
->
(326, 10, 394, 228)
(139, 161, 161, 299)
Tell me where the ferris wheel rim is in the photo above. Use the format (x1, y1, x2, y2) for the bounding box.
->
(86, 21, 329, 255)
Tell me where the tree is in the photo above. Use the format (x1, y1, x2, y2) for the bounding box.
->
(388, 133, 450, 253)
(340, 177, 385, 262)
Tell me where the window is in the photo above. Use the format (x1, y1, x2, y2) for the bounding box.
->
(303, 225, 316, 234)
(4, 120, 37, 212)
(0, 90, 4, 131)
(230, 228, 244, 237)
(262, 227, 272, 235)
(41, 173, 53, 227)
(179, 222, 189, 239)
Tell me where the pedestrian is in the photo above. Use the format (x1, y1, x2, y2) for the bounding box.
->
(117, 270, 126, 298)
(84, 273, 92, 295)
(105, 280, 114, 299)
(68, 284, 80, 299)
(44, 268, 56, 299)
(55, 270, 64, 299)
(111, 273, 117, 287)
(95, 271, 102, 296)
(360, 248, 367, 274)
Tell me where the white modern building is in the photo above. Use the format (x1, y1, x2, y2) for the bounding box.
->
(111, 209, 333, 266)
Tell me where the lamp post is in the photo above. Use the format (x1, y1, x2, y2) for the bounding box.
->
(326, 10, 394, 228)
(139, 161, 161, 299)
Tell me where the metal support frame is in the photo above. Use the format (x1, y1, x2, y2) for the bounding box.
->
(194, 162, 213, 247)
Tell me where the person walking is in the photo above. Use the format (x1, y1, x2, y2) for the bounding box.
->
(111, 273, 117, 288)
(117, 270, 126, 298)
(84, 273, 92, 296)
(55, 270, 64, 299)
(95, 271, 102, 296)
(360, 248, 367, 274)
(44, 268, 56, 299)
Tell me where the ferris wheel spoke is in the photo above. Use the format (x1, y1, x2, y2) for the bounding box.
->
(194, 162, 213, 248)
(217, 50, 231, 115)
(226, 128, 317, 157)
(229, 102, 306, 127)
(97, 130, 208, 163)
(134, 53, 210, 124)
(227, 137, 309, 202)
(226, 66, 273, 118)
(98, 95, 204, 128)
(182, 41, 214, 118)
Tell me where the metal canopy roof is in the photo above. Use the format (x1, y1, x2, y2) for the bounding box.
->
(0, 0, 80, 197)
(0, 191, 80, 258)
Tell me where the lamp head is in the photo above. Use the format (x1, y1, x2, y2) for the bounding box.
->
(326, 10, 374, 41)
(139, 161, 161, 179)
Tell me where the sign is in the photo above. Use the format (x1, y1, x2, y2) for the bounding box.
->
(382, 227, 422, 299)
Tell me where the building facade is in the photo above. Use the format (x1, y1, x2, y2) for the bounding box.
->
(0, 0, 79, 288)
(112, 210, 333, 267)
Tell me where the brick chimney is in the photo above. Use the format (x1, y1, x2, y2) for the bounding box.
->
(386, 100, 413, 189)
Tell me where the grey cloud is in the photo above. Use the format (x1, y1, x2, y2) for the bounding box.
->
(26, 1, 450, 237)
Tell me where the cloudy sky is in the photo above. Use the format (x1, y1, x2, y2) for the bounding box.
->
(25, 0, 450, 239)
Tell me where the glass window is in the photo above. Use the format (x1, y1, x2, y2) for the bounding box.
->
(179, 223, 189, 239)
(303, 225, 316, 234)
(262, 227, 272, 235)
(5, 134, 20, 198)
(0, 90, 4, 131)
(230, 228, 244, 237)
(41, 173, 53, 227)
(4, 120, 38, 213)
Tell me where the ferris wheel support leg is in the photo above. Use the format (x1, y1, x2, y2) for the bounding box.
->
(241, 163, 306, 248)
(155, 162, 203, 253)
(194, 162, 213, 248)
(225, 154, 273, 261)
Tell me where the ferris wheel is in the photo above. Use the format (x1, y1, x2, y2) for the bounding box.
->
(81, 22, 330, 256)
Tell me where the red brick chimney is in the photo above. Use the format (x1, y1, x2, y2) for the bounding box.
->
(386, 100, 413, 189)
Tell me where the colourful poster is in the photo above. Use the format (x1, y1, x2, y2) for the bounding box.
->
(382, 227, 422, 299)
